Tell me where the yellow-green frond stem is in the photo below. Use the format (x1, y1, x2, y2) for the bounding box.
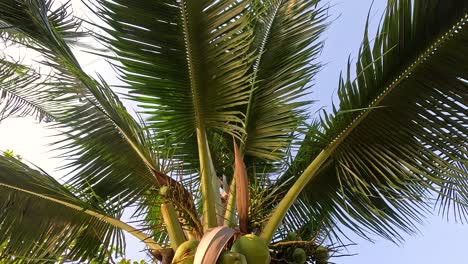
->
(0, 183, 161, 252)
(197, 128, 223, 230)
(161, 203, 187, 250)
(224, 177, 237, 227)
(260, 149, 333, 243)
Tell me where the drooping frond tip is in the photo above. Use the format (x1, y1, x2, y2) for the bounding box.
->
(0, 153, 126, 262)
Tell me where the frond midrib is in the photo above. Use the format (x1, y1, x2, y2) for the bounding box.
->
(0, 182, 161, 251)
(243, 0, 283, 150)
(0, 88, 56, 121)
(180, 1, 204, 130)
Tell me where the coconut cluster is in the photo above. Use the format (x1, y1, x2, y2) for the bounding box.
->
(171, 234, 270, 264)
(171, 232, 330, 264)
(227, 234, 270, 264)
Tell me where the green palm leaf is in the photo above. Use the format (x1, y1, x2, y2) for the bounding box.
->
(0, 153, 143, 262)
(0, 0, 180, 208)
(242, 0, 326, 162)
(0, 58, 55, 122)
(0, 0, 85, 45)
(94, 0, 253, 158)
(1, 0, 467, 261)
(93, 0, 256, 228)
(269, 0, 468, 242)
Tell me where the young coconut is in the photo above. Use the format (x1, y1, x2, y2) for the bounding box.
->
(231, 234, 270, 264)
(286, 232, 298, 241)
(292, 248, 307, 264)
(217, 252, 247, 264)
(315, 246, 329, 264)
(171, 240, 199, 264)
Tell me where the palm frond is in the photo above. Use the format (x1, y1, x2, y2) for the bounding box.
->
(0, 153, 126, 262)
(92, 0, 255, 170)
(275, 0, 468, 242)
(53, 78, 161, 206)
(242, 0, 326, 161)
(0, 57, 55, 122)
(0, 0, 85, 45)
(0, 0, 183, 207)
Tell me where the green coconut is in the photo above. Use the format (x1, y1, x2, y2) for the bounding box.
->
(217, 252, 248, 264)
(314, 246, 329, 263)
(231, 234, 270, 264)
(292, 248, 307, 264)
(286, 232, 298, 241)
(171, 240, 199, 264)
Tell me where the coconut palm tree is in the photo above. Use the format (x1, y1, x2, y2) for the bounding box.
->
(0, 0, 467, 263)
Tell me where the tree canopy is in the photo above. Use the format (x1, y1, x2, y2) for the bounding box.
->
(0, 0, 466, 263)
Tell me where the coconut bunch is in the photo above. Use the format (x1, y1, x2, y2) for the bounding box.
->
(152, 140, 271, 264)
(153, 140, 330, 264)
(268, 232, 332, 264)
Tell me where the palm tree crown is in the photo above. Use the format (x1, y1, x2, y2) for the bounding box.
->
(0, 0, 467, 263)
